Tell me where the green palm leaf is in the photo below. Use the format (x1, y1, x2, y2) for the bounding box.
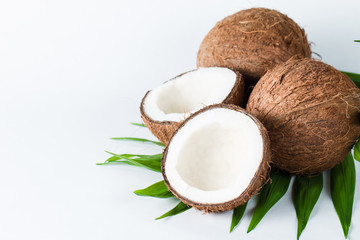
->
(134, 180, 173, 198)
(331, 152, 356, 238)
(293, 174, 323, 240)
(131, 122, 147, 127)
(155, 202, 191, 220)
(97, 152, 162, 172)
(341, 71, 360, 88)
(247, 170, 291, 233)
(230, 203, 247, 232)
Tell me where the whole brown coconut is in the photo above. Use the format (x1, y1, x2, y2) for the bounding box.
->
(246, 58, 360, 174)
(197, 8, 311, 84)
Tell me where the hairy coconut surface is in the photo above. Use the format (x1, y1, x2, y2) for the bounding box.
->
(140, 67, 244, 145)
(246, 58, 360, 174)
(197, 8, 311, 85)
(162, 104, 271, 212)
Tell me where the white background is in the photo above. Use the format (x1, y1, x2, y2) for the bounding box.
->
(0, 0, 359, 239)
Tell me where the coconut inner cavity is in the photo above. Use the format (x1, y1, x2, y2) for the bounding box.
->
(165, 108, 264, 204)
(176, 123, 245, 191)
(143, 67, 236, 122)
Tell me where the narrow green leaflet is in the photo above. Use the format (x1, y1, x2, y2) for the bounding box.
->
(293, 174, 323, 240)
(97, 152, 162, 172)
(105, 152, 162, 160)
(341, 71, 360, 88)
(104, 151, 162, 162)
(155, 201, 191, 220)
(96, 154, 139, 166)
(354, 140, 360, 162)
(354, 40, 360, 42)
(130, 122, 146, 127)
(98, 158, 161, 172)
(110, 137, 165, 147)
(247, 171, 291, 233)
(331, 152, 356, 238)
(230, 203, 247, 232)
(134, 180, 173, 198)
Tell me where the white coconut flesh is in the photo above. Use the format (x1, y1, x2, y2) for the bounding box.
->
(143, 67, 237, 122)
(164, 108, 264, 204)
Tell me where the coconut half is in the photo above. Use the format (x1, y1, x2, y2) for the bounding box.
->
(140, 67, 245, 144)
(162, 104, 270, 212)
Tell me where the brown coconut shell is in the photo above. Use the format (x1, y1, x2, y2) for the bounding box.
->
(246, 58, 360, 174)
(197, 8, 311, 86)
(140, 69, 245, 145)
(162, 104, 271, 212)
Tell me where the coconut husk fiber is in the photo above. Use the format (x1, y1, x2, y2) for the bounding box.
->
(197, 8, 311, 86)
(246, 58, 360, 174)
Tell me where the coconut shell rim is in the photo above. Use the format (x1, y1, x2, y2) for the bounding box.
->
(140, 68, 245, 145)
(140, 67, 244, 125)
